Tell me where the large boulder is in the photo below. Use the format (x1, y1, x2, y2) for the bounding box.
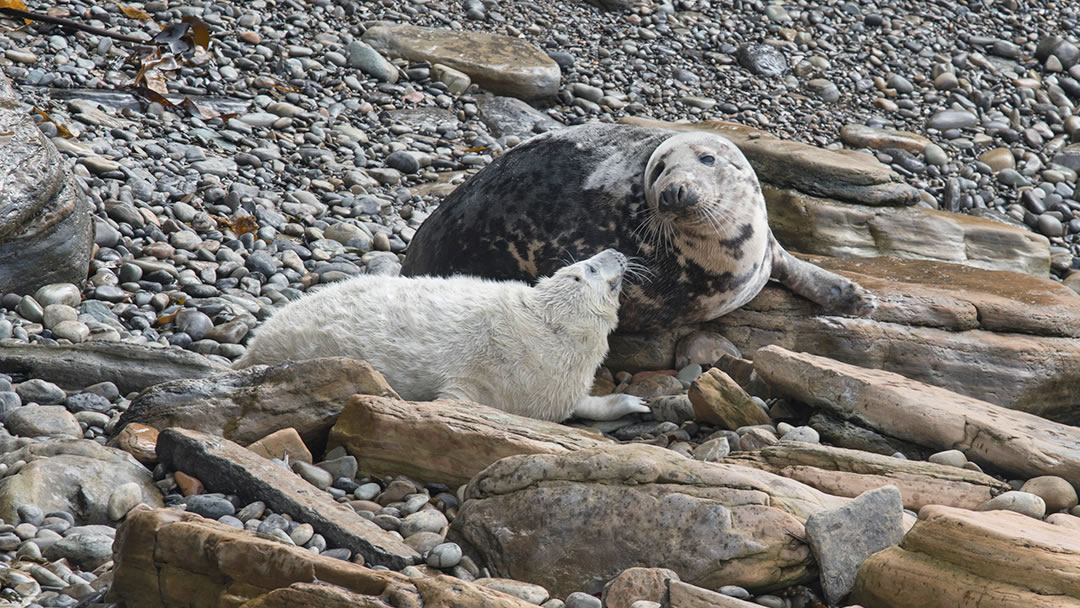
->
(362, 23, 560, 100)
(0, 439, 161, 525)
(0, 73, 92, 295)
(753, 346, 1080, 488)
(117, 357, 398, 451)
(453, 443, 847, 596)
(327, 395, 610, 487)
(108, 507, 535, 608)
(851, 505, 1080, 607)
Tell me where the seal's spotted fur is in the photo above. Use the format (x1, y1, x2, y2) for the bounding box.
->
(403, 123, 875, 331)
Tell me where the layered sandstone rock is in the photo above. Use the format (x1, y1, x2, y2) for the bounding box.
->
(108, 507, 535, 608)
(851, 505, 1080, 607)
(329, 395, 610, 487)
(727, 442, 1010, 510)
(453, 443, 846, 596)
(362, 23, 560, 100)
(156, 428, 419, 569)
(753, 346, 1080, 488)
(117, 357, 398, 450)
(712, 256, 1080, 421)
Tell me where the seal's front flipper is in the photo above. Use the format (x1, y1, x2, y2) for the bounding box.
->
(770, 242, 877, 316)
(571, 394, 650, 421)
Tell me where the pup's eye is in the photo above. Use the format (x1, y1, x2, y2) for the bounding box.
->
(572, 276, 581, 282)
(699, 154, 715, 166)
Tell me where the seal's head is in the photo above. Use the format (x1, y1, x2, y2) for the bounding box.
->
(535, 249, 627, 333)
(642, 131, 761, 229)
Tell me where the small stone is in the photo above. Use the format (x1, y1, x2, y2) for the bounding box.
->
(692, 437, 730, 462)
(739, 427, 778, 450)
(978, 491, 1047, 519)
(718, 585, 751, 599)
(564, 592, 601, 608)
(184, 495, 237, 520)
(405, 531, 446, 554)
(927, 449, 967, 468)
(107, 482, 144, 521)
(978, 147, 1015, 171)
(400, 509, 448, 537)
(15, 379, 66, 404)
(52, 320, 90, 343)
(292, 461, 333, 490)
(1020, 476, 1079, 513)
(427, 542, 462, 568)
(5, 405, 81, 438)
(34, 283, 81, 307)
(780, 426, 820, 443)
(927, 110, 978, 130)
(923, 143, 948, 166)
(289, 522, 315, 546)
(354, 482, 381, 501)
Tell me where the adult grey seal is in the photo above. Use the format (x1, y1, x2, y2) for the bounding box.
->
(234, 249, 648, 422)
(401, 123, 875, 332)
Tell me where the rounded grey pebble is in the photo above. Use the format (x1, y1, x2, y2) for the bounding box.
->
(754, 595, 786, 608)
(718, 585, 751, 599)
(564, 592, 601, 608)
(15, 379, 66, 405)
(426, 542, 462, 568)
(217, 515, 244, 529)
(184, 495, 236, 520)
(354, 482, 381, 500)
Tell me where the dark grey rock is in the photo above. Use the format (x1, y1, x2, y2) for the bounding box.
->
(0, 73, 93, 296)
(64, 392, 111, 414)
(15, 378, 65, 404)
(736, 43, 788, 77)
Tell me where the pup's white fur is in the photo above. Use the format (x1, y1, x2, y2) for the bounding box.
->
(233, 249, 648, 422)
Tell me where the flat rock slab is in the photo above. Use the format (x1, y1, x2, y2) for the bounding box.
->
(851, 505, 1080, 607)
(454, 443, 847, 596)
(0, 72, 92, 295)
(327, 395, 610, 487)
(727, 442, 1010, 510)
(805, 486, 905, 605)
(118, 357, 398, 449)
(109, 507, 533, 608)
(0, 341, 227, 394)
(0, 439, 161, 525)
(765, 187, 1050, 276)
(708, 256, 1080, 421)
(618, 116, 919, 206)
(753, 346, 1080, 488)
(362, 22, 560, 100)
(797, 255, 1080, 337)
(155, 428, 419, 570)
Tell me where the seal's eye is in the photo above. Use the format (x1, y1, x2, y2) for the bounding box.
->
(699, 154, 716, 166)
(572, 275, 581, 282)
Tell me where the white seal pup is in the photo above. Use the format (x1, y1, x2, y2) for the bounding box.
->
(401, 122, 877, 331)
(233, 249, 649, 422)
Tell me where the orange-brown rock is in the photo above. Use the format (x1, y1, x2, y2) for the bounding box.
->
(327, 395, 610, 487)
(173, 471, 203, 496)
(727, 443, 1010, 510)
(851, 505, 1080, 607)
(247, 427, 313, 464)
(602, 567, 679, 608)
(687, 369, 770, 429)
(109, 508, 536, 608)
(108, 422, 159, 466)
